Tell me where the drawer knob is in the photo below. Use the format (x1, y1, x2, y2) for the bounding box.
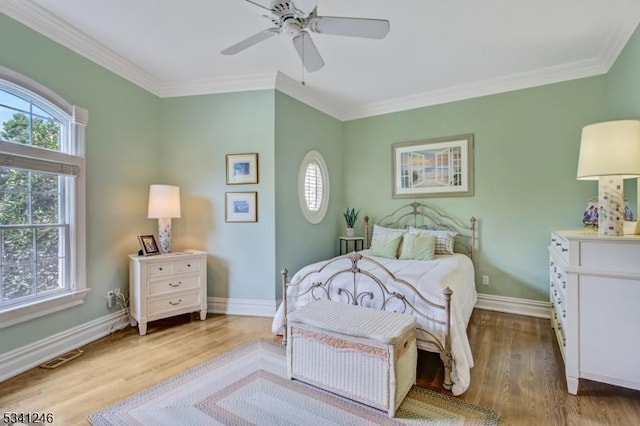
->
(561, 248, 568, 253)
(169, 281, 182, 287)
(169, 299, 182, 306)
(187, 264, 191, 268)
(556, 242, 561, 247)
(159, 267, 163, 271)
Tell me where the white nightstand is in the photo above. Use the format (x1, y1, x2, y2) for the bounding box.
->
(338, 236, 364, 255)
(128, 250, 207, 335)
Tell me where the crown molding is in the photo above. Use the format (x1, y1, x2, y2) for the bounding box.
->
(3, 0, 638, 121)
(342, 58, 609, 121)
(598, 3, 640, 69)
(158, 72, 278, 98)
(0, 0, 162, 95)
(274, 72, 345, 120)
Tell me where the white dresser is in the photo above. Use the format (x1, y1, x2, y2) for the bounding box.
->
(129, 250, 208, 335)
(549, 230, 640, 394)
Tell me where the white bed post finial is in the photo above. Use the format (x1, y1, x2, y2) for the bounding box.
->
(281, 268, 289, 346)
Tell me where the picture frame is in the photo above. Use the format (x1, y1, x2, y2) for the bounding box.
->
(226, 153, 259, 185)
(225, 191, 258, 222)
(392, 134, 474, 198)
(137, 234, 160, 256)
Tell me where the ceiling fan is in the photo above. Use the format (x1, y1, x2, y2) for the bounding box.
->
(221, 0, 390, 72)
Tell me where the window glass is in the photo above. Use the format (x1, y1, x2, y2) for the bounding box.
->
(0, 70, 87, 327)
(298, 150, 329, 224)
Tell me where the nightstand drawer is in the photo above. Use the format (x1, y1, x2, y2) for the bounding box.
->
(176, 258, 201, 274)
(147, 291, 201, 316)
(147, 261, 176, 277)
(147, 275, 200, 297)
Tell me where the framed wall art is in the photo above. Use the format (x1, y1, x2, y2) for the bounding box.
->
(225, 191, 258, 222)
(392, 134, 474, 198)
(137, 234, 160, 256)
(226, 153, 258, 185)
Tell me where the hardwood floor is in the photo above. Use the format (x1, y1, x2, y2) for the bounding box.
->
(1, 309, 639, 425)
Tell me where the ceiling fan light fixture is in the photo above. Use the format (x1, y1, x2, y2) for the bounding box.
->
(283, 19, 302, 37)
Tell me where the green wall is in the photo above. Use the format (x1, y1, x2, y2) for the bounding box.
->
(606, 23, 640, 213)
(159, 91, 277, 300)
(1, 10, 638, 357)
(274, 92, 344, 299)
(0, 14, 160, 353)
(343, 77, 607, 300)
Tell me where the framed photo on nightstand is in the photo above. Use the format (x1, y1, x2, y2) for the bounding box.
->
(137, 234, 160, 256)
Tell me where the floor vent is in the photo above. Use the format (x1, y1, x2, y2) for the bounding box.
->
(40, 349, 84, 369)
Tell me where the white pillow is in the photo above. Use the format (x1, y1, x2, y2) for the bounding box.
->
(370, 225, 407, 248)
(408, 227, 457, 255)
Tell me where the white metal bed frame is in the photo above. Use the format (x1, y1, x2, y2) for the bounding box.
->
(281, 201, 477, 391)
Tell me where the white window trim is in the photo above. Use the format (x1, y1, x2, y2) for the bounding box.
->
(298, 150, 330, 224)
(0, 65, 89, 329)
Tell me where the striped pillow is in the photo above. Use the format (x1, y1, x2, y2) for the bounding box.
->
(408, 227, 457, 255)
(370, 225, 407, 249)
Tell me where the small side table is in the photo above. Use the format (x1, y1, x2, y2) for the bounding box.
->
(339, 236, 364, 255)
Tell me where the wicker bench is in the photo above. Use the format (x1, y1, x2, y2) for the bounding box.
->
(286, 300, 417, 417)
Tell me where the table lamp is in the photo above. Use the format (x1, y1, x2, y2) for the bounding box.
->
(148, 184, 181, 253)
(577, 120, 640, 236)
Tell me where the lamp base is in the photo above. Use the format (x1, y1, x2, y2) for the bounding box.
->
(597, 176, 625, 236)
(157, 217, 172, 253)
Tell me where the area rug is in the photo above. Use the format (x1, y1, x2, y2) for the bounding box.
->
(88, 339, 499, 425)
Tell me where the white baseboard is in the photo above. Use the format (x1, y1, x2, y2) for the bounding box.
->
(475, 293, 550, 319)
(0, 310, 129, 382)
(209, 297, 277, 317)
(208, 294, 550, 319)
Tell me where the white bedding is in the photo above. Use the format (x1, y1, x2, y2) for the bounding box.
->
(272, 250, 477, 395)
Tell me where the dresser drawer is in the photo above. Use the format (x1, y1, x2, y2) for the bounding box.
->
(147, 275, 200, 297)
(147, 261, 176, 277)
(147, 291, 201, 316)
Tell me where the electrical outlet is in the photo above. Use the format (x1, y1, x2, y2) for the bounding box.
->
(107, 290, 117, 309)
(482, 275, 490, 285)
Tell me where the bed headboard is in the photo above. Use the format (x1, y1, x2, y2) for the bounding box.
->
(363, 201, 477, 259)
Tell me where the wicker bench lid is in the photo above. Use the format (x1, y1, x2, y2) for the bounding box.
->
(288, 300, 416, 345)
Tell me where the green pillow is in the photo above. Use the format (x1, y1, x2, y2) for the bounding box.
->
(369, 232, 403, 259)
(399, 233, 436, 261)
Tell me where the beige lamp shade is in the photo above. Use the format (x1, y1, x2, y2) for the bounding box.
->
(148, 185, 181, 218)
(577, 120, 640, 180)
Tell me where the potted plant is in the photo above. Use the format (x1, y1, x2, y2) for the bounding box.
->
(343, 207, 359, 237)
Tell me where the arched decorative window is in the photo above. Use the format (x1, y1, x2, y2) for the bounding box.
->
(0, 65, 88, 328)
(298, 150, 329, 224)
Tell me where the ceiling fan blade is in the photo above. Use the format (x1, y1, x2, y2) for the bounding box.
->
(244, 0, 272, 12)
(290, 0, 319, 18)
(292, 32, 324, 72)
(308, 16, 390, 39)
(221, 28, 280, 55)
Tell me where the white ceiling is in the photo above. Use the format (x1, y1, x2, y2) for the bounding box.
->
(2, 0, 640, 120)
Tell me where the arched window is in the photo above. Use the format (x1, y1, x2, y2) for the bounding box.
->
(298, 150, 329, 224)
(0, 66, 88, 328)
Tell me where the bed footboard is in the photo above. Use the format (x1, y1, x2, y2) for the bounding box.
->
(280, 252, 454, 390)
